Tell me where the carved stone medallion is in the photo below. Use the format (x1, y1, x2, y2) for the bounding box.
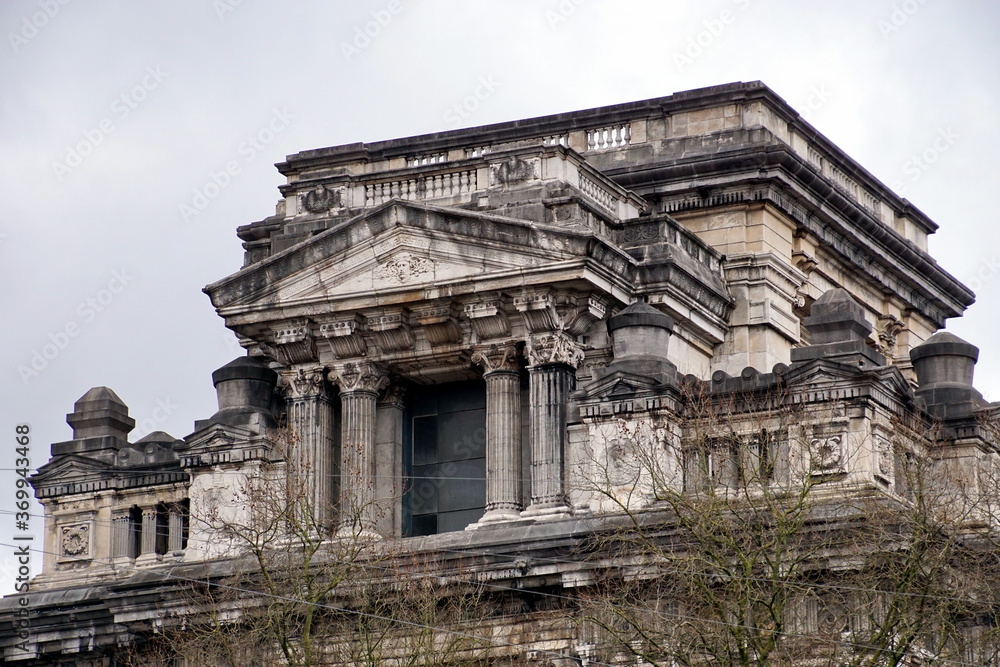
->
(809, 423, 845, 473)
(61, 524, 90, 557)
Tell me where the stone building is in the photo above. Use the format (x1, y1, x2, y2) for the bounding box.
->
(4, 81, 999, 665)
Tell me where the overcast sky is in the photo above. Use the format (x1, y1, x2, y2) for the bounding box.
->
(2, 0, 998, 593)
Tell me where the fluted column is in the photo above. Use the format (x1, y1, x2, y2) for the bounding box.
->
(167, 507, 185, 554)
(471, 343, 523, 524)
(111, 512, 133, 559)
(523, 333, 583, 518)
(329, 362, 388, 535)
(281, 364, 336, 529)
(140, 507, 157, 557)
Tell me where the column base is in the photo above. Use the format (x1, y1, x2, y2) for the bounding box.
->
(520, 503, 572, 520)
(467, 507, 523, 530)
(111, 556, 136, 570)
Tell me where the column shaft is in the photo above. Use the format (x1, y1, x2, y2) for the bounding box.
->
(483, 370, 522, 520)
(340, 389, 379, 529)
(286, 394, 335, 526)
(111, 514, 132, 559)
(167, 509, 185, 553)
(526, 364, 574, 514)
(140, 508, 157, 556)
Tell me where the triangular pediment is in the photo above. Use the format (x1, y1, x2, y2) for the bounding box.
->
(783, 359, 860, 388)
(274, 226, 565, 305)
(784, 359, 914, 402)
(183, 421, 257, 453)
(207, 200, 633, 315)
(32, 454, 113, 484)
(581, 370, 663, 401)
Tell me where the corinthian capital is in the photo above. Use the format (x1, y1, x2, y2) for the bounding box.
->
(471, 342, 521, 374)
(280, 365, 327, 400)
(526, 333, 584, 369)
(328, 361, 389, 395)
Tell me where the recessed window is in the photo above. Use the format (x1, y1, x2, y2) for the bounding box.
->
(404, 381, 486, 536)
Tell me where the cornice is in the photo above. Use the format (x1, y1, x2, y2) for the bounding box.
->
(609, 146, 971, 325)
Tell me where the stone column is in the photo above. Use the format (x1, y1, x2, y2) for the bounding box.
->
(523, 333, 583, 518)
(139, 507, 157, 557)
(329, 362, 388, 535)
(471, 343, 523, 524)
(281, 365, 336, 529)
(167, 507, 185, 554)
(376, 383, 406, 536)
(111, 512, 133, 559)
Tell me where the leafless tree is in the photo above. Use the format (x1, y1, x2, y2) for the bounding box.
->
(575, 382, 1000, 666)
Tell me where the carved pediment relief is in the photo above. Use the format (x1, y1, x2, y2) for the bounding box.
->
(207, 203, 613, 317)
(270, 228, 579, 306)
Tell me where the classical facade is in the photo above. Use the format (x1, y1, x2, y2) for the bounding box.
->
(4, 81, 998, 665)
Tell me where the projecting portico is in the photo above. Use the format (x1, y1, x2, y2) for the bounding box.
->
(205, 157, 731, 535)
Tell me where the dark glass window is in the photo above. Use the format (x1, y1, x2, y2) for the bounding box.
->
(404, 381, 486, 536)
